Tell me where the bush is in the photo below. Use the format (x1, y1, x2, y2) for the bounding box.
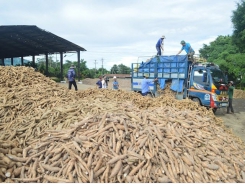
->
(50, 77, 60, 82)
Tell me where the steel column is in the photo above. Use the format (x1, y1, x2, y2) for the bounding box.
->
(0, 59, 4, 66)
(77, 50, 80, 81)
(21, 57, 24, 65)
(32, 55, 35, 65)
(60, 52, 63, 81)
(45, 53, 48, 75)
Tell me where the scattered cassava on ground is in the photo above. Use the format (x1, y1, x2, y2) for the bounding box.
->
(0, 66, 245, 183)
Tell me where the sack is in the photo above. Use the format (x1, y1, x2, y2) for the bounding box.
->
(67, 70, 74, 79)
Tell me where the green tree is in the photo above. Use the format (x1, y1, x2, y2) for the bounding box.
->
(110, 64, 119, 74)
(199, 0, 245, 89)
(231, 0, 245, 52)
(38, 63, 45, 74)
(63, 59, 101, 79)
(97, 67, 109, 76)
(117, 64, 131, 74)
(199, 35, 245, 87)
(199, 35, 238, 71)
(226, 53, 245, 85)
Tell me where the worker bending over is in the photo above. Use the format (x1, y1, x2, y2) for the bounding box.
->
(177, 40, 195, 61)
(141, 74, 158, 96)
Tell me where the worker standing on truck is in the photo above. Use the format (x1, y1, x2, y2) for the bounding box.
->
(177, 40, 195, 61)
(156, 35, 165, 56)
(141, 74, 158, 96)
(227, 81, 234, 114)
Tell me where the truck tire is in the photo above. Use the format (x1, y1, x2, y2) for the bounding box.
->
(212, 108, 217, 114)
(192, 97, 201, 105)
(147, 92, 154, 98)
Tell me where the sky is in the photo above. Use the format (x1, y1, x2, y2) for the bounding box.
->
(1, 0, 238, 70)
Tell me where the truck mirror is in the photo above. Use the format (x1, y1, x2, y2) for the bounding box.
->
(203, 73, 207, 82)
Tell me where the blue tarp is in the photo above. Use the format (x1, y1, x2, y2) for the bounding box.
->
(136, 55, 187, 92)
(138, 55, 187, 73)
(170, 79, 184, 92)
(158, 79, 166, 89)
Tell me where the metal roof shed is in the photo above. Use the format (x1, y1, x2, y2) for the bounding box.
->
(0, 25, 86, 80)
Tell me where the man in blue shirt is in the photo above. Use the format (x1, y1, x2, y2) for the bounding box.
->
(156, 35, 165, 56)
(141, 74, 158, 96)
(96, 77, 102, 88)
(177, 40, 195, 61)
(67, 64, 78, 91)
(112, 76, 119, 90)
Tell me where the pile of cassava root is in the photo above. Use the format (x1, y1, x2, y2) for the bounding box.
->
(0, 66, 245, 183)
(234, 89, 245, 99)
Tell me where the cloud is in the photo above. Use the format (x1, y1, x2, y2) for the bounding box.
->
(1, 0, 237, 70)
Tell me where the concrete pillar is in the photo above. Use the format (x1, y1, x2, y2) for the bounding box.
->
(11, 58, 14, 65)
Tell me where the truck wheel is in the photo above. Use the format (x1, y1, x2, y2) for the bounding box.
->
(147, 92, 154, 98)
(192, 98, 201, 105)
(212, 108, 217, 114)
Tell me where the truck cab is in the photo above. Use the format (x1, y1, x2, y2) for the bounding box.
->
(131, 55, 229, 112)
(188, 63, 229, 110)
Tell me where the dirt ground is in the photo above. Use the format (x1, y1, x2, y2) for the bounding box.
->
(59, 78, 245, 143)
(215, 99, 245, 143)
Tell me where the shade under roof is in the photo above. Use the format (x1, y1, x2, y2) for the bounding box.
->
(0, 25, 86, 59)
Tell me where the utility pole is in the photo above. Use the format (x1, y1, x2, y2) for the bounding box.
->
(94, 60, 98, 76)
(101, 58, 104, 75)
(94, 60, 98, 70)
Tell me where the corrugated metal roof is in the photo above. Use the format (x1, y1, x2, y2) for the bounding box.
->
(0, 25, 86, 58)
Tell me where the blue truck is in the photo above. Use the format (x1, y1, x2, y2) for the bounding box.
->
(131, 55, 229, 112)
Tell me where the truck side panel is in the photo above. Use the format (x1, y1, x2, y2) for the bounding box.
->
(131, 55, 189, 94)
(132, 78, 154, 92)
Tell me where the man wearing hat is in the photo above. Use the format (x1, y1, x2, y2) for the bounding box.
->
(112, 76, 119, 90)
(227, 81, 234, 114)
(156, 35, 165, 56)
(67, 64, 78, 91)
(96, 76, 102, 88)
(141, 74, 158, 96)
(177, 40, 195, 61)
